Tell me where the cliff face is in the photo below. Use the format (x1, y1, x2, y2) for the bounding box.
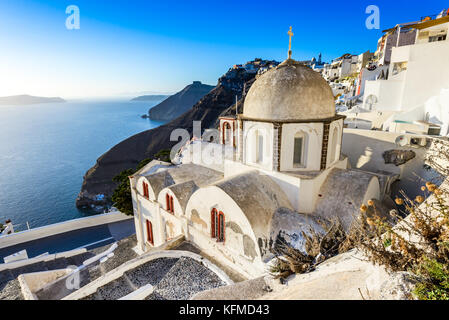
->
(76, 59, 278, 209)
(149, 81, 215, 121)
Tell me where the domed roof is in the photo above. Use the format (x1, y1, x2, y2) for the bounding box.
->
(243, 59, 335, 121)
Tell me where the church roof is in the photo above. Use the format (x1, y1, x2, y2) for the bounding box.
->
(313, 168, 390, 231)
(143, 164, 223, 198)
(213, 171, 293, 243)
(242, 59, 336, 122)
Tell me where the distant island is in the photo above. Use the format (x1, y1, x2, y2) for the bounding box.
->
(0, 95, 66, 105)
(131, 95, 170, 102)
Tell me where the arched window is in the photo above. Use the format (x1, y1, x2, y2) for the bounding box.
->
(146, 220, 154, 246)
(166, 194, 174, 214)
(166, 194, 170, 211)
(211, 209, 225, 243)
(329, 127, 339, 164)
(211, 208, 218, 238)
(293, 132, 307, 167)
(218, 212, 225, 243)
(142, 182, 149, 199)
(256, 130, 264, 164)
(222, 122, 232, 146)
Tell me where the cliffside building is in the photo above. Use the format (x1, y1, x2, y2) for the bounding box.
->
(362, 14, 449, 136)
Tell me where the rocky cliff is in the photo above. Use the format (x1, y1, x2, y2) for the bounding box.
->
(76, 59, 279, 209)
(148, 81, 215, 121)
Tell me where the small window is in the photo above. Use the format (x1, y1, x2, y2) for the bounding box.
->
(211, 208, 218, 238)
(146, 220, 154, 245)
(256, 132, 264, 164)
(166, 194, 170, 211)
(223, 122, 233, 146)
(218, 212, 225, 243)
(142, 182, 149, 199)
(211, 208, 225, 242)
(166, 194, 174, 214)
(293, 137, 304, 166)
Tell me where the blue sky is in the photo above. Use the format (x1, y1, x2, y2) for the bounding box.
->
(0, 0, 447, 98)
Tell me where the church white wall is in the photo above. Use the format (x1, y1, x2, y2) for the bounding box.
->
(185, 186, 266, 278)
(280, 123, 323, 172)
(130, 178, 145, 253)
(157, 188, 184, 241)
(298, 159, 349, 214)
(243, 121, 274, 172)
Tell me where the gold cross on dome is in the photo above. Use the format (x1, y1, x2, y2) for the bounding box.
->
(287, 26, 294, 59)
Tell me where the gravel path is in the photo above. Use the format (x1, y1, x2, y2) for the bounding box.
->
(150, 257, 226, 300)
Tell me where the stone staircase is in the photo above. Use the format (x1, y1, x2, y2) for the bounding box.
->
(1, 235, 138, 300)
(81, 257, 226, 300)
(0, 252, 95, 300)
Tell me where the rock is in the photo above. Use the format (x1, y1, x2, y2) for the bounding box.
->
(380, 272, 418, 300)
(149, 81, 215, 121)
(383, 150, 416, 166)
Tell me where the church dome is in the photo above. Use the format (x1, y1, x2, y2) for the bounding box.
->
(243, 59, 335, 121)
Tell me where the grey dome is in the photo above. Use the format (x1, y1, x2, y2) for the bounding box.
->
(243, 59, 335, 121)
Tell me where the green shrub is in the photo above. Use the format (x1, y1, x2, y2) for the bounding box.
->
(111, 157, 154, 215)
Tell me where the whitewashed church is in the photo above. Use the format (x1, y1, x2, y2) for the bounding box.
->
(129, 37, 392, 279)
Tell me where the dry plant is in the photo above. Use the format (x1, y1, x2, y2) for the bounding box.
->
(270, 218, 349, 279)
(349, 138, 449, 300)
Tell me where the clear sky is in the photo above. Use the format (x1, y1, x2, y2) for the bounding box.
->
(0, 0, 447, 98)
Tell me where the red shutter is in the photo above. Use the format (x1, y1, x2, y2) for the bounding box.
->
(218, 212, 225, 243)
(170, 196, 174, 214)
(166, 194, 170, 211)
(146, 220, 154, 245)
(211, 209, 217, 238)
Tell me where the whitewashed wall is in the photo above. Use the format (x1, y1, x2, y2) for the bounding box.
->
(185, 186, 266, 278)
(280, 123, 323, 172)
(243, 121, 274, 172)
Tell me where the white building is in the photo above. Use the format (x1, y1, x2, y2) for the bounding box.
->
(363, 15, 449, 136)
(129, 55, 393, 279)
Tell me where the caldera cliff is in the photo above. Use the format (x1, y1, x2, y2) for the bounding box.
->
(76, 59, 279, 209)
